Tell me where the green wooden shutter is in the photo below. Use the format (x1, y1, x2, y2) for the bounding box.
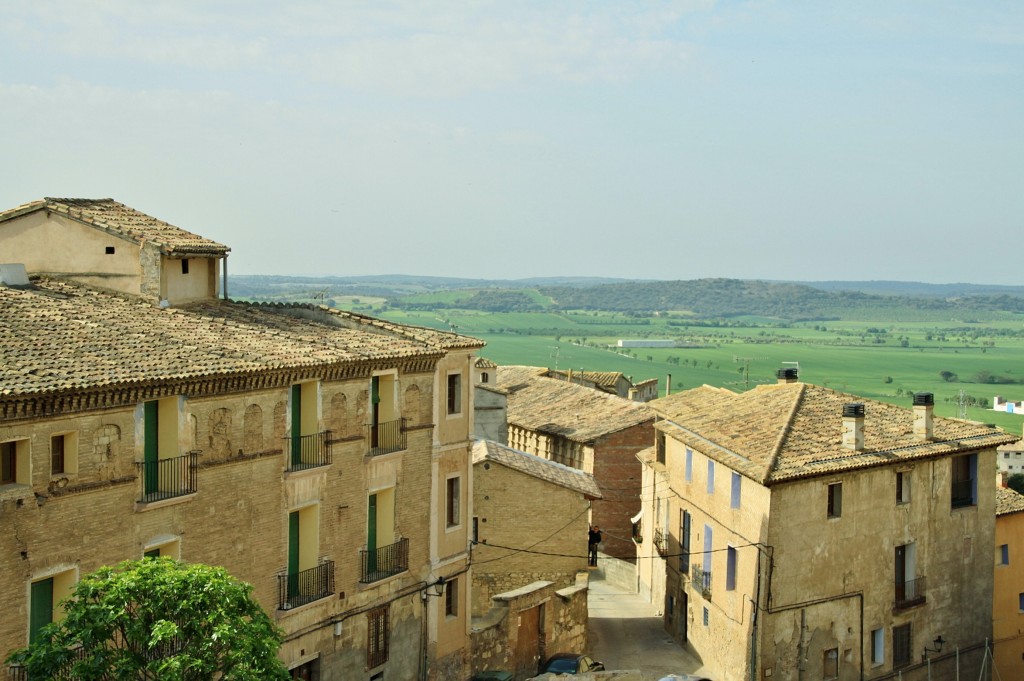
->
(288, 511, 300, 597)
(290, 385, 302, 466)
(144, 401, 159, 496)
(30, 578, 54, 644)
(367, 494, 378, 574)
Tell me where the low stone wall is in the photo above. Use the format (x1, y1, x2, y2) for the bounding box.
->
(471, 577, 590, 681)
(597, 552, 638, 593)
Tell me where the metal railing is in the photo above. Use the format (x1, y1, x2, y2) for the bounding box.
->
(278, 560, 335, 610)
(136, 451, 199, 503)
(366, 418, 406, 457)
(653, 528, 668, 556)
(951, 480, 974, 508)
(285, 431, 332, 472)
(895, 576, 926, 609)
(8, 646, 89, 680)
(691, 564, 712, 601)
(360, 538, 410, 583)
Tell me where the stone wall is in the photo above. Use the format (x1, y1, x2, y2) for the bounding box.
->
(470, 580, 590, 681)
(591, 420, 653, 561)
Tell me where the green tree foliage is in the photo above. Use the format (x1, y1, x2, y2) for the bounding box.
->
(939, 371, 958, 382)
(6, 559, 289, 681)
(1008, 474, 1024, 496)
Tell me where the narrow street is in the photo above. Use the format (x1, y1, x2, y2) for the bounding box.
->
(588, 568, 712, 680)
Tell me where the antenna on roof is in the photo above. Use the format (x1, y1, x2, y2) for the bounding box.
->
(549, 346, 560, 370)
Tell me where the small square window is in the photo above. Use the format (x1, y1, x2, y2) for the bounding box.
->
(871, 628, 884, 666)
(1019, 593, 1024, 613)
(105, 246, 115, 254)
(181, 259, 190, 274)
(999, 544, 1010, 566)
(702, 606, 709, 626)
(706, 460, 715, 494)
(731, 472, 742, 509)
(827, 482, 843, 518)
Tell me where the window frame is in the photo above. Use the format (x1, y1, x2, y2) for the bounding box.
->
(999, 543, 1010, 566)
(706, 460, 715, 495)
(823, 647, 839, 680)
(446, 475, 462, 529)
(1, 439, 30, 486)
(827, 482, 843, 519)
(445, 577, 459, 618)
(731, 471, 742, 509)
(367, 605, 390, 668)
(685, 448, 693, 482)
(951, 453, 978, 509)
(893, 623, 912, 668)
(896, 470, 911, 504)
(871, 627, 885, 666)
(446, 371, 463, 416)
(726, 546, 737, 591)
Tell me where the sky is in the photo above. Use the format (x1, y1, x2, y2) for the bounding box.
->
(1, 1, 1021, 283)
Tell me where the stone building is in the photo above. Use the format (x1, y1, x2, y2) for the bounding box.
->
(636, 369, 1016, 681)
(497, 366, 653, 561)
(544, 368, 659, 403)
(470, 440, 598, 679)
(996, 425, 1024, 482)
(994, 486, 1024, 677)
(0, 198, 483, 681)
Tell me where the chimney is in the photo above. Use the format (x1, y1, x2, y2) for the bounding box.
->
(666, 374, 672, 396)
(842, 403, 865, 451)
(777, 367, 799, 384)
(913, 392, 934, 441)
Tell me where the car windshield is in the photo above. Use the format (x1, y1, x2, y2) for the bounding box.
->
(546, 658, 578, 672)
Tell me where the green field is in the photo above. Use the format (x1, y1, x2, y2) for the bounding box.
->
(377, 308, 1024, 434)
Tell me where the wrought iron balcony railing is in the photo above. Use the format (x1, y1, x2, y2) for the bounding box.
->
(7, 645, 90, 680)
(366, 418, 407, 457)
(895, 576, 926, 610)
(653, 528, 668, 556)
(136, 451, 199, 503)
(278, 560, 335, 610)
(286, 431, 332, 472)
(360, 538, 410, 583)
(690, 563, 712, 601)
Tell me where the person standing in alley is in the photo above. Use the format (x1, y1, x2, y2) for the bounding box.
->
(588, 525, 602, 566)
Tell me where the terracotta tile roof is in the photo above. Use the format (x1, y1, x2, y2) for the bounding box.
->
(996, 486, 1024, 516)
(651, 382, 1018, 485)
(472, 439, 602, 499)
(0, 278, 465, 397)
(497, 365, 652, 443)
(547, 369, 625, 389)
(0, 198, 229, 255)
(475, 357, 497, 369)
(998, 430, 1024, 453)
(248, 305, 487, 352)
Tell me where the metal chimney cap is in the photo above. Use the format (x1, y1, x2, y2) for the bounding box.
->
(842, 403, 865, 418)
(913, 392, 935, 407)
(776, 368, 799, 380)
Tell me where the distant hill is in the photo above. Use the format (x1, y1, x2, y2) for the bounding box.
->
(229, 274, 1024, 321)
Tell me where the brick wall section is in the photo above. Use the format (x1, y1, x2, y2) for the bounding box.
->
(472, 461, 591, 616)
(590, 420, 653, 561)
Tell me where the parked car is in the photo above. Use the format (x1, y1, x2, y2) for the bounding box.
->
(540, 653, 605, 675)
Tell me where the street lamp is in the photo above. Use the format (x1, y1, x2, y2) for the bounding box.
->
(922, 635, 945, 659)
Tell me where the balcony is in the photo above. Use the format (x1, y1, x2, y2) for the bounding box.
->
(278, 560, 335, 610)
(7, 665, 25, 681)
(360, 538, 410, 583)
(653, 528, 668, 557)
(136, 451, 199, 503)
(285, 431, 333, 472)
(366, 418, 407, 457)
(690, 564, 712, 601)
(895, 577, 926, 610)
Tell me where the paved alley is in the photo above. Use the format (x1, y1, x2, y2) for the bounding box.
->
(588, 569, 713, 680)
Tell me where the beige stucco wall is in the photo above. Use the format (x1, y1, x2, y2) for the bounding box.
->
(994, 508, 1024, 677)
(651, 435, 769, 681)
(0, 211, 142, 294)
(161, 255, 219, 304)
(763, 450, 997, 681)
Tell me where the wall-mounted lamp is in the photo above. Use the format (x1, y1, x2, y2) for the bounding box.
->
(422, 575, 446, 600)
(922, 635, 945, 659)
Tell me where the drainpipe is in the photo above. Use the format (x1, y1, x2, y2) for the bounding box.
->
(420, 593, 429, 681)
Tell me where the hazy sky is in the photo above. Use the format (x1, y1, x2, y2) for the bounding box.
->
(2, 1, 1021, 283)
